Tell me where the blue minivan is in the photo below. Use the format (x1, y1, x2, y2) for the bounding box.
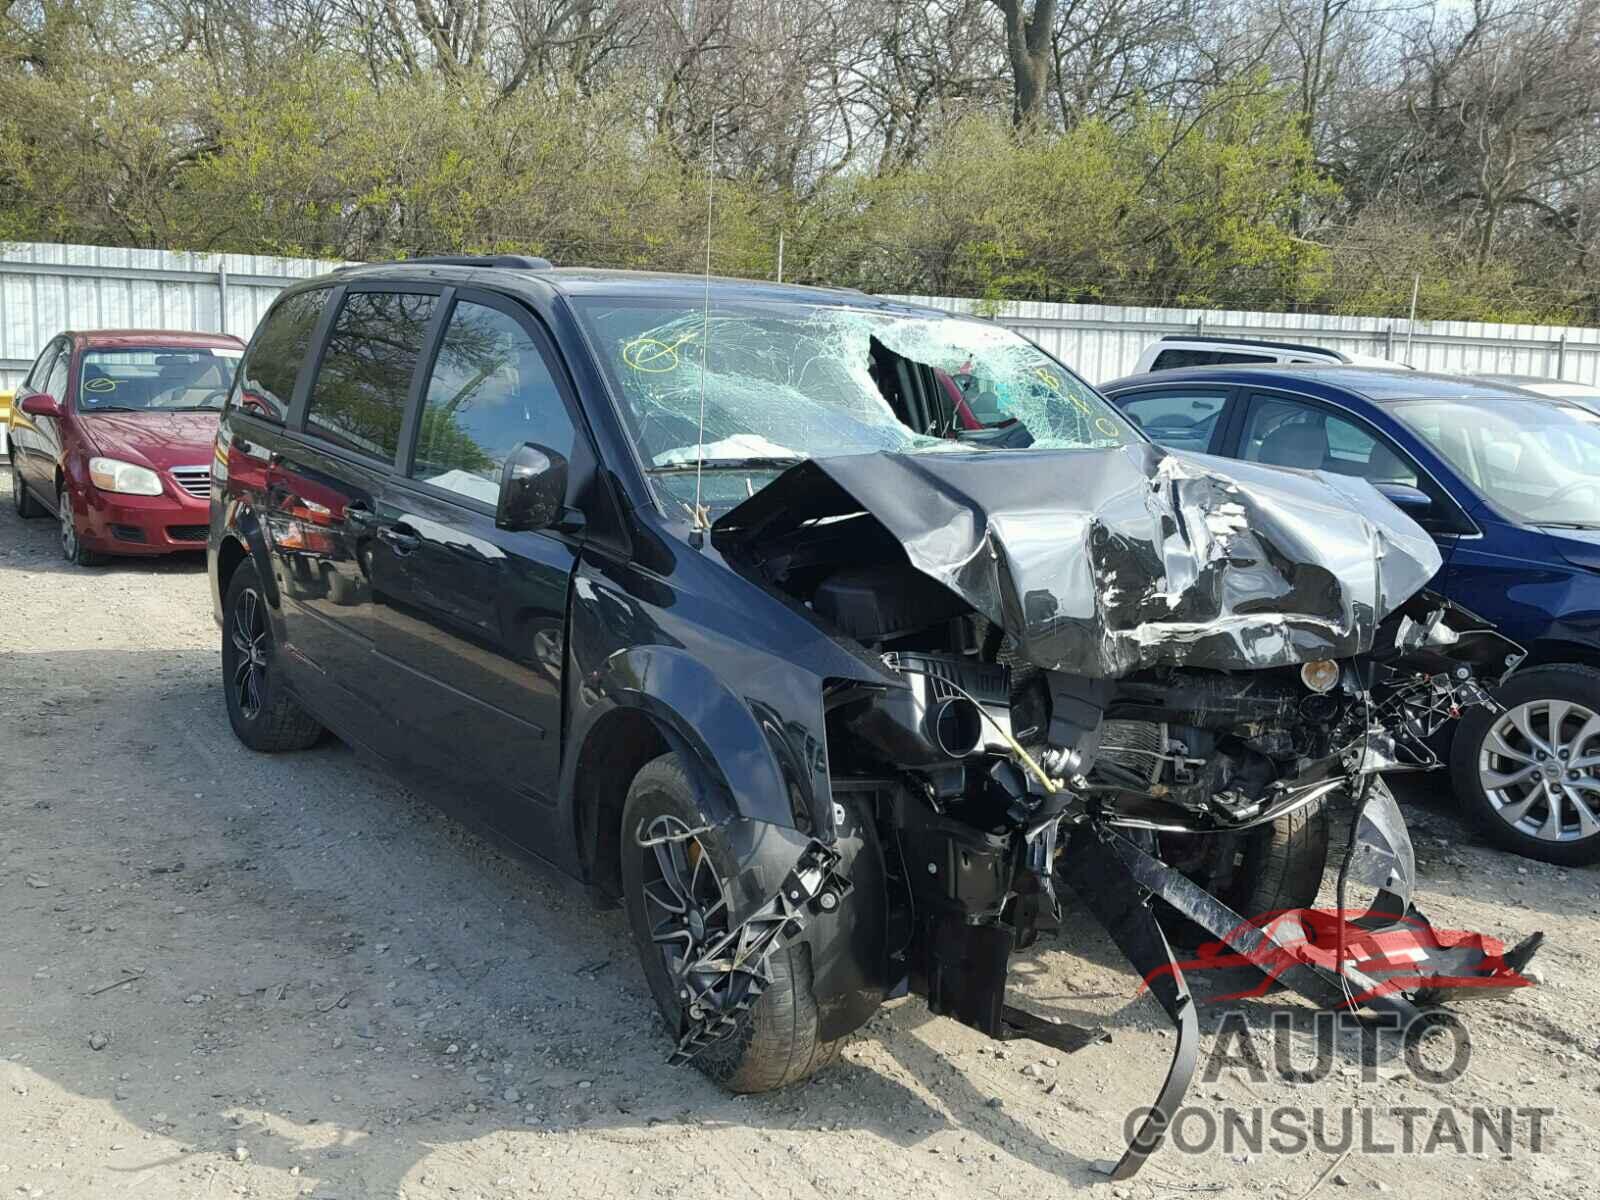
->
(1101, 365, 1600, 865)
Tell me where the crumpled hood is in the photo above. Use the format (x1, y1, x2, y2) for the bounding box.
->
(714, 442, 1442, 678)
(78, 411, 219, 470)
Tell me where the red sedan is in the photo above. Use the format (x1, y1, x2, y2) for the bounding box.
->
(8, 330, 244, 565)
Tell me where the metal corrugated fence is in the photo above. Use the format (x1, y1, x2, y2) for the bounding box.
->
(892, 294, 1600, 384)
(0, 242, 345, 390)
(5, 240, 1600, 389)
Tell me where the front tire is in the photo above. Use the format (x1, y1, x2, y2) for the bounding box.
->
(58, 484, 104, 566)
(1158, 797, 1331, 945)
(221, 561, 323, 752)
(1222, 796, 1332, 917)
(1451, 663, 1600, 866)
(620, 753, 842, 1093)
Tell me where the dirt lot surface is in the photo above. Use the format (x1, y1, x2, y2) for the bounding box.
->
(3, 461, 1599, 1200)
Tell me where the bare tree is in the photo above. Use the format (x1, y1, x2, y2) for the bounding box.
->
(988, 0, 1056, 125)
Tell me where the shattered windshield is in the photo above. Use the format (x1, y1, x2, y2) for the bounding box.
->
(570, 299, 1134, 515)
(1388, 397, 1600, 529)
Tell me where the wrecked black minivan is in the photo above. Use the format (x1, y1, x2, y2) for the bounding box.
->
(210, 262, 1541, 1178)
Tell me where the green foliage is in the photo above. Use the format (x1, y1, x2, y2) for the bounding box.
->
(1304, 204, 1590, 324)
(804, 81, 1329, 308)
(0, 38, 1585, 323)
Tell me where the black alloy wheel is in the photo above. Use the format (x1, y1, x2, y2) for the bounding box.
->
(231, 585, 268, 721)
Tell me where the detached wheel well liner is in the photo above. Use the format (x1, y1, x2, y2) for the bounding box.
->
(570, 705, 888, 1042)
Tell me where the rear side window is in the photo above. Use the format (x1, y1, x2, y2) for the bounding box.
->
(1152, 348, 1274, 370)
(412, 300, 575, 505)
(1116, 388, 1229, 453)
(305, 290, 437, 462)
(231, 289, 327, 423)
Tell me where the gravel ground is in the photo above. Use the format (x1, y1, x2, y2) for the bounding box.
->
(2, 460, 1598, 1200)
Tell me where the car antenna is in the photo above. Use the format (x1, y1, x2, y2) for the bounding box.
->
(688, 117, 715, 550)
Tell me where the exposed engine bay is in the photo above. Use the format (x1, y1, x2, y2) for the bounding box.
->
(685, 444, 1542, 1178)
(716, 443, 1515, 837)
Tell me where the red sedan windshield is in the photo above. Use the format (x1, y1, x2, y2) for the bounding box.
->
(78, 348, 242, 412)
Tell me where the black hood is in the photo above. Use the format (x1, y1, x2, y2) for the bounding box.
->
(713, 442, 1442, 678)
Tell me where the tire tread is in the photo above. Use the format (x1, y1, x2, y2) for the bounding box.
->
(12, 468, 43, 518)
(223, 563, 323, 753)
(621, 753, 844, 1096)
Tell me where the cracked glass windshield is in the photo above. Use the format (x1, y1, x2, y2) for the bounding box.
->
(571, 299, 1134, 516)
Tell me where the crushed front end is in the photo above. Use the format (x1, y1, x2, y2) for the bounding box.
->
(695, 443, 1541, 1178)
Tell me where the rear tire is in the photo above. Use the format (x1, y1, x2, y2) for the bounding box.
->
(11, 466, 42, 518)
(620, 753, 842, 1093)
(1450, 663, 1600, 866)
(221, 560, 323, 752)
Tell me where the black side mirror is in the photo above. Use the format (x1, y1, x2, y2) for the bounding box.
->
(1376, 482, 1434, 520)
(496, 442, 568, 532)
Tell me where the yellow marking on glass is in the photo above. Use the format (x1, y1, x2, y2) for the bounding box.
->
(623, 331, 701, 373)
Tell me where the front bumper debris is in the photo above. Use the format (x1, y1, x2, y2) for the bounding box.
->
(1066, 779, 1543, 1180)
(654, 774, 1541, 1184)
(661, 837, 853, 1065)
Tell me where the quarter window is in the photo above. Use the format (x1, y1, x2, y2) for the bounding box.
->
(412, 301, 575, 506)
(231, 288, 327, 423)
(305, 290, 437, 461)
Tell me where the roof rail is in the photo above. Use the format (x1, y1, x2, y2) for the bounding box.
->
(337, 254, 554, 272)
(1158, 333, 1348, 359)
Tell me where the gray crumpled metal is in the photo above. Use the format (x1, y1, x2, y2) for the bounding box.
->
(716, 441, 1442, 678)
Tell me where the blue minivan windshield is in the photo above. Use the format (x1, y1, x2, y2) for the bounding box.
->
(1389, 397, 1600, 528)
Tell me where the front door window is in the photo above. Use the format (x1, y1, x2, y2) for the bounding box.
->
(1242, 395, 1418, 486)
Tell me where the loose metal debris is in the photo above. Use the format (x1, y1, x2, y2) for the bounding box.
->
(667, 444, 1545, 1177)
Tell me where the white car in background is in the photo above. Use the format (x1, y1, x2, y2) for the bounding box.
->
(1479, 374, 1600, 414)
(1132, 335, 1408, 373)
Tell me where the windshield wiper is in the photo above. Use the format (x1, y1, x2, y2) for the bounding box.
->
(80, 405, 146, 413)
(647, 456, 806, 474)
(1537, 521, 1600, 530)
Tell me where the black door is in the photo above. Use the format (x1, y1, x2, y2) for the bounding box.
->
(368, 291, 582, 834)
(271, 286, 440, 746)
